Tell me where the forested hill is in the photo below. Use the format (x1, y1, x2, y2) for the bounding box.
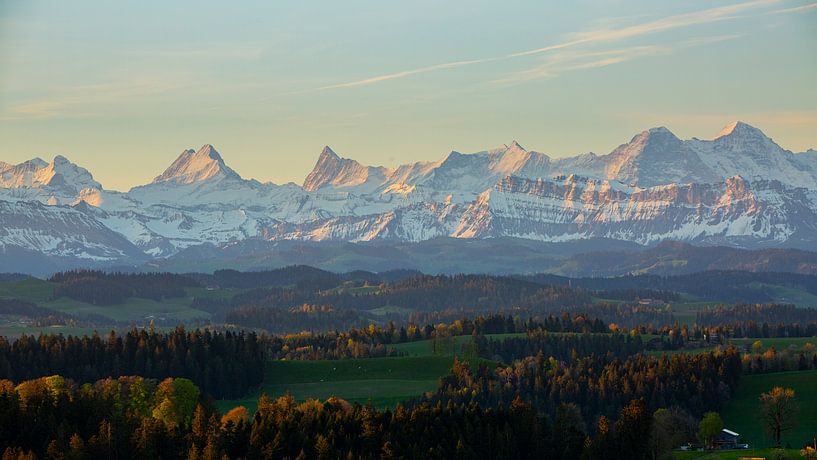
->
(520, 270, 817, 304)
(185, 265, 422, 289)
(145, 238, 817, 277)
(6, 265, 817, 312)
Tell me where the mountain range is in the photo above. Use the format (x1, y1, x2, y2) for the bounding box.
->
(1, 121, 816, 274)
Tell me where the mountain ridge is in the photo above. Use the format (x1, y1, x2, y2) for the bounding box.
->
(1, 121, 816, 272)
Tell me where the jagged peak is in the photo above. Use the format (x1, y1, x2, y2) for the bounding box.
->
(152, 144, 239, 185)
(28, 158, 48, 168)
(623, 126, 680, 147)
(303, 146, 374, 192)
(642, 126, 678, 139)
(11, 158, 49, 170)
(320, 146, 340, 160)
(0, 154, 102, 190)
(38, 155, 102, 189)
(198, 144, 223, 159)
(507, 140, 526, 151)
(715, 121, 765, 140)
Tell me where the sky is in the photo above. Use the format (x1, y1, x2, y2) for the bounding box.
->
(1, 0, 816, 191)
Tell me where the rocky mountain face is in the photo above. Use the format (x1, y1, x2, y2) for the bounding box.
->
(1, 122, 815, 272)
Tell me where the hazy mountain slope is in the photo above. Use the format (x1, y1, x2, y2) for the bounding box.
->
(0, 200, 145, 266)
(151, 238, 817, 277)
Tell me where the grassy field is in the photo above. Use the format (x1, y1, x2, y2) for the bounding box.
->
(648, 337, 817, 358)
(0, 278, 215, 323)
(0, 277, 54, 302)
(214, 355, 488, 413)
(0, 323, 103, 338)
(671, 448, 801, 459)
(729, 337, 816, 352)
(721, 370, 817, 448)
(43, 296, 210, 322)
(215, 332, 518, 414)
(390, 335, 478, 356)
(388, 332, 535, 357)
(646, 347, 716, 357)
(757, 284, 817, 308)
(665, 301, 722, 326)
(218, 331, 638, 414)
(390, 331, 663, 357)
(368, 305, 415, 317)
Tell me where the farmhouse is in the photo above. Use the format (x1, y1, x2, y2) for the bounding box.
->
(714, 428, 740, 449)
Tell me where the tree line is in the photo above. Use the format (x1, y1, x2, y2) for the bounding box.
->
(476, 330, 647, 363)
(522, 270, 817, 304)
(428, 348, 743, 424)
(261, 313, 604, 360)
(225, 304, 370, 335)
(193, 274, 592, 319)
(697, 303, 817, 337)
(0, 374, 719, 460)
(49, 270, 199, 305)
(0, 327, 263, 398)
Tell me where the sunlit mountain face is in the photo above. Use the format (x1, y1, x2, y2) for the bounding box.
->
(1, 122, 816, 273)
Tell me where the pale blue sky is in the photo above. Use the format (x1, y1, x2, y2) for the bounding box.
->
(1, 0, 816, 190)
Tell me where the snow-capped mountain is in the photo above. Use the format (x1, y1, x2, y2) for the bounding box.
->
(0, 155, 102, 205)
(1, 121, 815, 270)
(0, 200, 144, 263)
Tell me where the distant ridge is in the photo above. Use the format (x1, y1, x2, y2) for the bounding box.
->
(1, 122, 816, 273)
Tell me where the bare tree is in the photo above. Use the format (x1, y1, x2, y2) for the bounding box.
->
(759, 387, 799, 448)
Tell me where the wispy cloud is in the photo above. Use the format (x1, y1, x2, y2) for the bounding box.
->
(495, 34, 743, 84)
(0, 79, 182, 121)
(311, 0, 804, 92)
(770, 1, 817, 13)
(1, 101, 67, 120)
(509, 0, 775, 58)
(314, 58, 496, 91)
(494, 45, 667, 84)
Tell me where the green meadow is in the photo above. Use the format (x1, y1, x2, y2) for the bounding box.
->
(721, 370, 817, 448)
(671, 448, 801, 460)
(0, 277, 218, 323)
(214, 355, 493, 414)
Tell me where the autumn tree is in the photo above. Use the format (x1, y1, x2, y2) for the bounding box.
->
(616, 399, 652, 459)
(759, 386, 799, 448)
(152, 378, 200, 429)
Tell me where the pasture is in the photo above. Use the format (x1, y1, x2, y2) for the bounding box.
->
(214, 355, 491, 413)
(721, 369, 817, 448)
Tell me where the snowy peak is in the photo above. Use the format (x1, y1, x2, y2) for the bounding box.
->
(715, 121, 765, 140)
(152, 144, 240, 185)
(0, 155, 100, 191)
(711, 121, 777, 152)
(490, 140, 546, 178)
(602, 125, 709, 186)
(0, 158, 48, 188)
(3, 121, 817, 269)
(303, 146, 387, 192)
(36, 155, 102, 190)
